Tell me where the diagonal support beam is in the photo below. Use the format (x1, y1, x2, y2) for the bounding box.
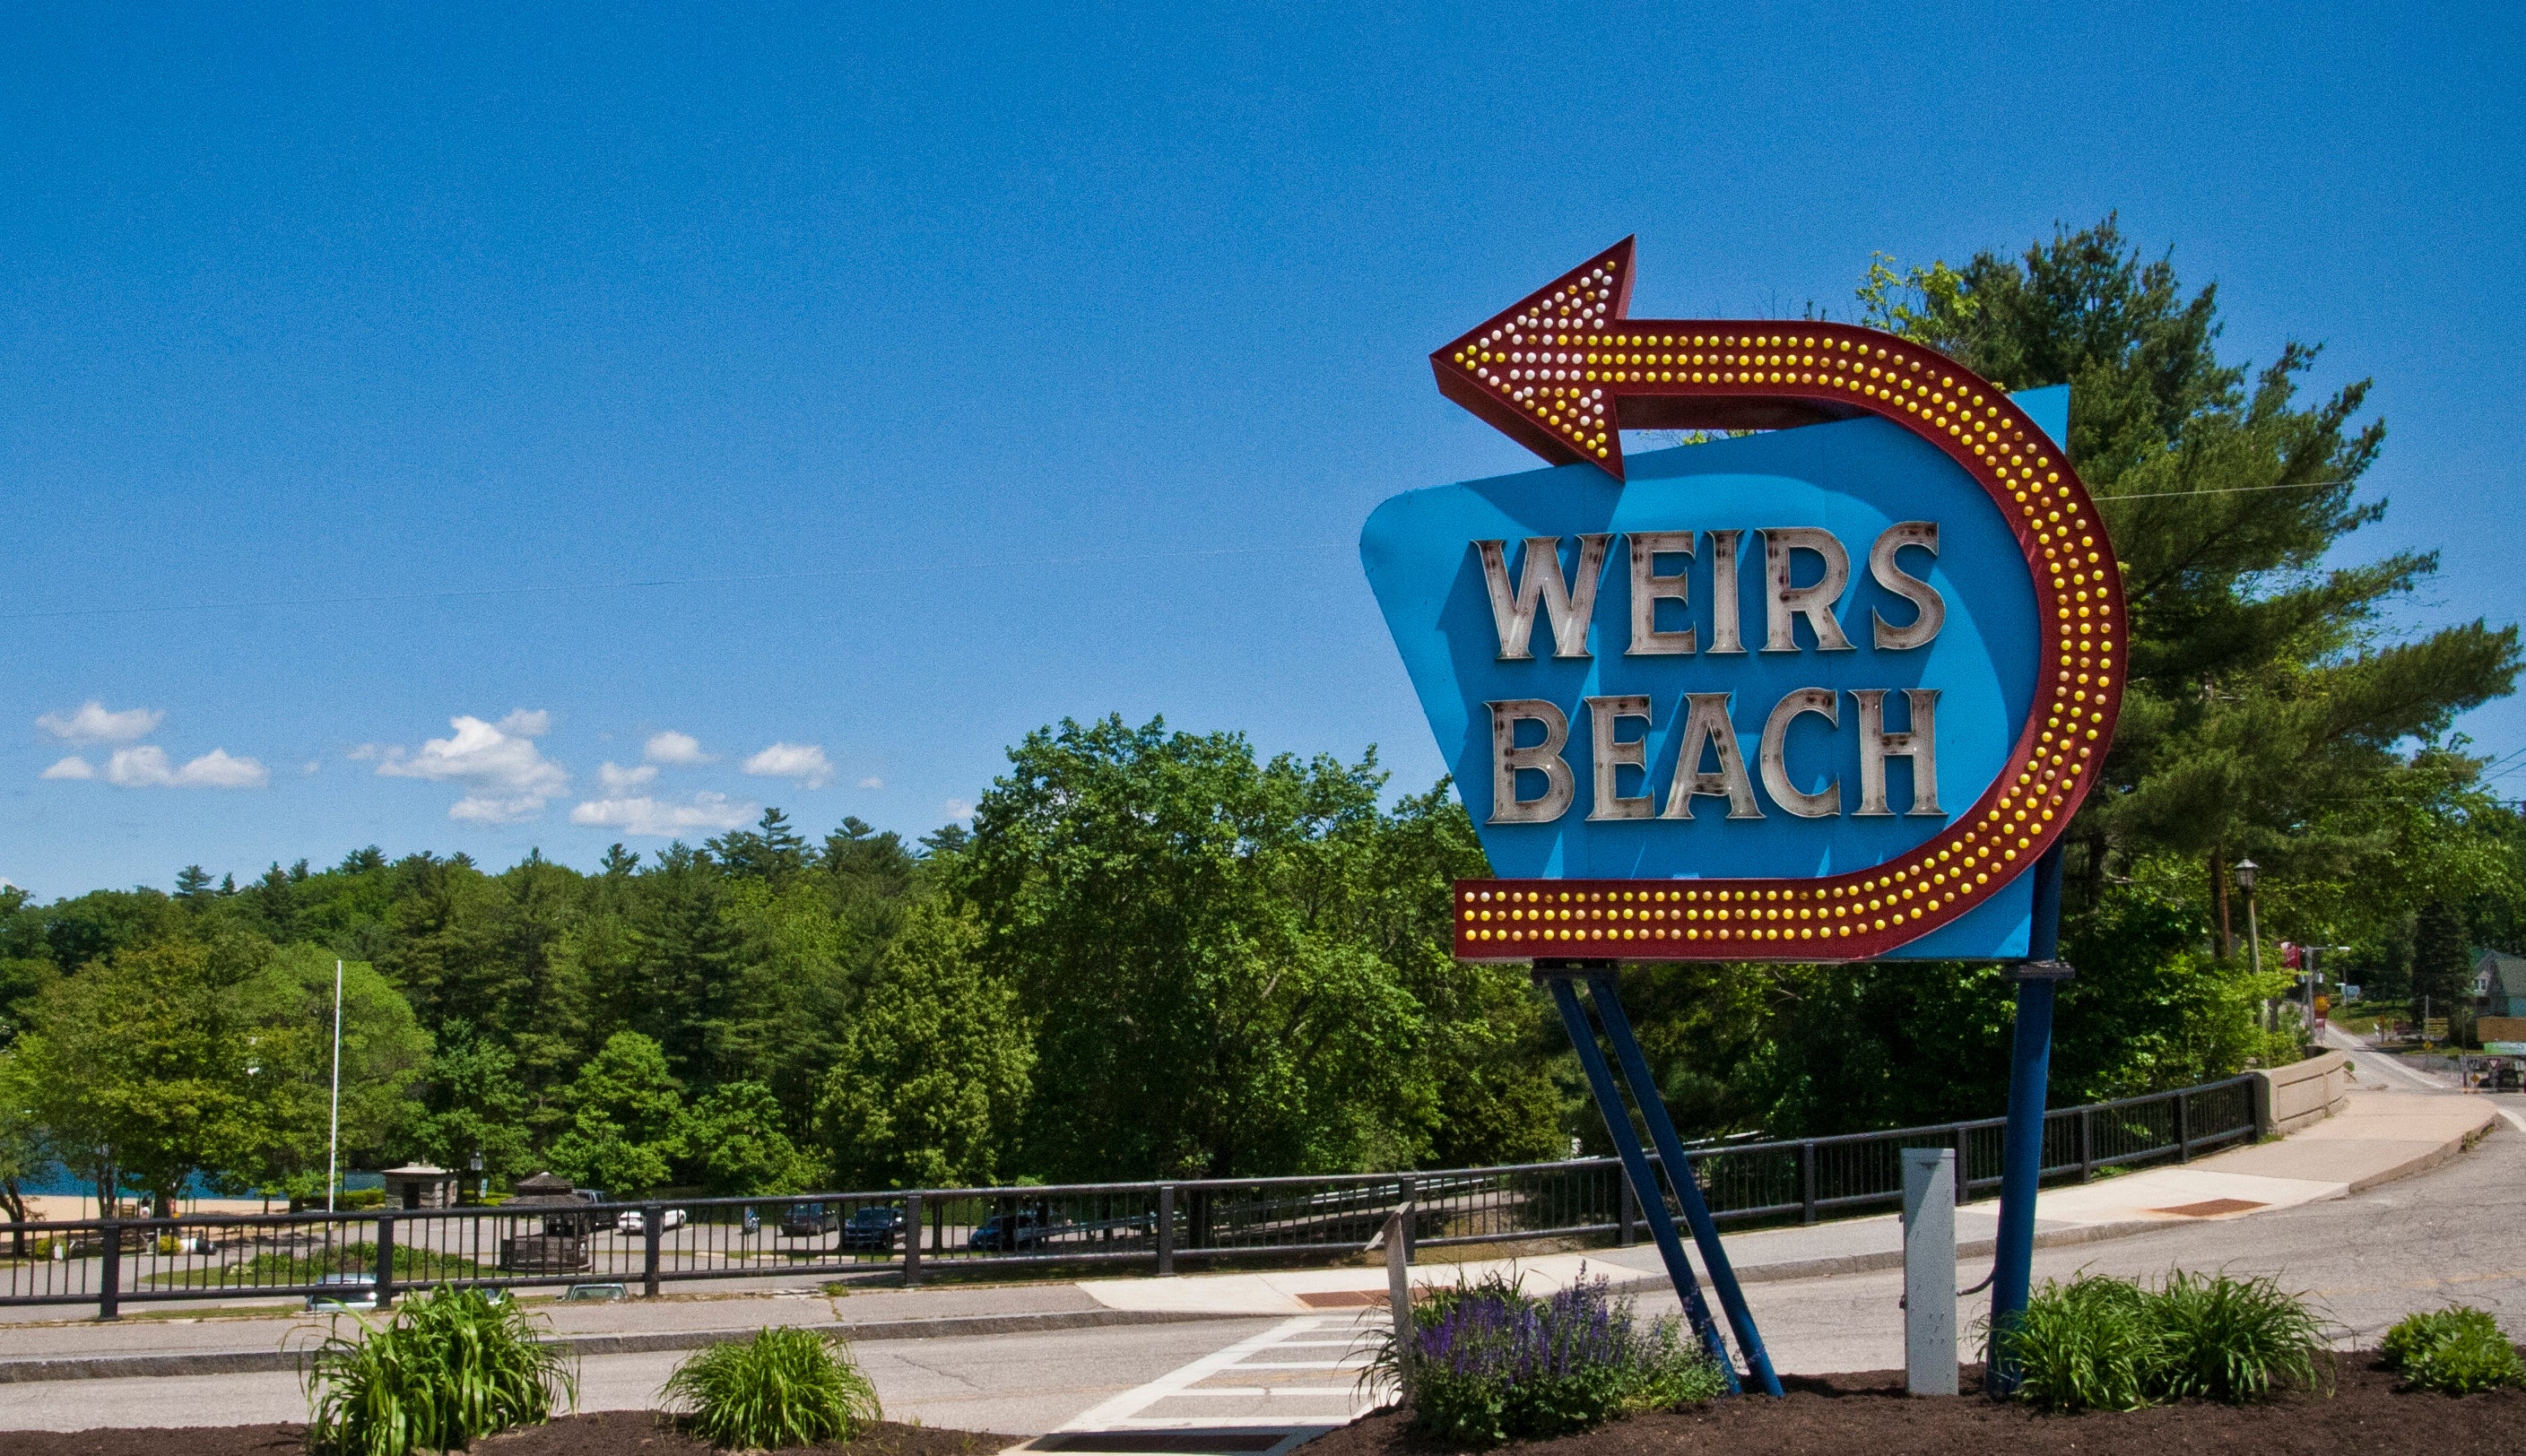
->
(1587, 975, 1783, 1397)
(1545, 975, 1739, 1391)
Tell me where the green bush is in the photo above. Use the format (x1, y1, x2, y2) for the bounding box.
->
(306, 1286, 577, 1456)
(1996, 1270, 2332, 1413)
(2003, 1274, 2160, 1413)
(2148, 1270, 2331, 1402)
(661, 1326, 883, 1450)
(1376, 1270, 1726, 1448)
(2382, 1305, 2526, 1394)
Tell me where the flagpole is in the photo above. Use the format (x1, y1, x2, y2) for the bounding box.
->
(326, 958, 343, 1213)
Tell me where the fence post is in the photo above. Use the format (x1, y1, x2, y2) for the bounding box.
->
(1397, 1175, 1418, 1265)
(2079, 1105, 2095, 1182)
(97, 1220, 121, 1321)
(374, 1215, 397, 1310)
(641, 1204, 664, 1298)
(2175, 1089, 2192, 1163)
(1800, 1140, 1818, 1226)
(901, 1194, 924, 1287)
(1619, 1169, 1639, 1246)
(1155, 1184, 1175, 1276)
(1952, 1126, 1970, 1204)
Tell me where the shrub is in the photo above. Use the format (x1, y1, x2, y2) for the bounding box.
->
(306, 1286, 577, 1456)
(2001, 1273, 2161, 1413)
(1380, 1270, 1725, 1448)
(2382, 1305, 2526, 1394)
(2148, 1270, 2331, 1402)
(661, 1326, 883, 1450)
(1996, 1270, 2332, 1413)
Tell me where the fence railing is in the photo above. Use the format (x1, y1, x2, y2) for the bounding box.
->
(2, 1073, 2256, 1319)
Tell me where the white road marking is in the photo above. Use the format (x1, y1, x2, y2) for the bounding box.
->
(1043, 1314, 1385, 1455)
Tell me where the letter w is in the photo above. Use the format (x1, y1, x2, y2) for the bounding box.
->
(1475, 535, 1611, 660)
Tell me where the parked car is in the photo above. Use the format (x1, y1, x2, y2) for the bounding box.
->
(839, 1205, 905, 1252)
(305, 1272, 376, 1311)
(779, 1202, 841, 1238)
(615, 1207, 687, 1236)
(967, 1205, 1068, 1252)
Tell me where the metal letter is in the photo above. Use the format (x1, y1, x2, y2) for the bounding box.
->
(1852, 688, 1943, 817)
(1474, 535, 1612, 661)
(1870, 522, 1946, 650)
(1705, 529, 1746, 654)
(1488, 699, 1575, 823)
(1659, 693, 1763, 820)
(1625, 532, 1695, 656)
(1758, 689, 1840, 818)
(1759, 527, 1854, 654)
(1586, 695, 1654, 820)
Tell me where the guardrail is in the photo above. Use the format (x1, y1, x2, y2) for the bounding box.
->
(1, 1073, 2255, 1319)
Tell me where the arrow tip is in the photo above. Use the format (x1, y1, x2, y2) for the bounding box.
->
(1433, 239, 1640, 480)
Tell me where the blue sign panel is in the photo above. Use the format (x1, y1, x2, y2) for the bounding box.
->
(1362, 388, 2068, 960)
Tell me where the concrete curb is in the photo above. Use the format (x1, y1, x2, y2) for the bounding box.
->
(2343, 1112, 2502, 1195)
(0, 1306, 1264, 1385)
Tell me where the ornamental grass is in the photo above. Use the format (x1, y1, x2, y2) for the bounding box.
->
(661, 1325, 883, 1450)
(305, 1285, 577, 1456)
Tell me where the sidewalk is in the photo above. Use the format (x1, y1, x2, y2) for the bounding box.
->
(0, 1080, 2493, 1382)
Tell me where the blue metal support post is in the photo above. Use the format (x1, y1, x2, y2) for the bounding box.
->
(1545, 974, 1740, 1391)
(1587, 975, 1783, 1396)
(1988, 844, 2072, 1396)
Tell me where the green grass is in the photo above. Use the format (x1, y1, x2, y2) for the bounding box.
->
(2381, 1305, 2526, 1394)
(1995, 1270, 2333, 1413)
(305, 1285, 577, 1456)
(661, 1326, 883, 1450)
(147, 1242, 491, 1287)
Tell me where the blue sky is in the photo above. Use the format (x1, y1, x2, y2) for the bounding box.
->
(3, 3, 2518, 898)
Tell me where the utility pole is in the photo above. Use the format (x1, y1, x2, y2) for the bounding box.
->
(326, 958, 343, 1214)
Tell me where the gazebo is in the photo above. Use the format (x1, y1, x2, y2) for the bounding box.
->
(380, 1164, 462, 1210)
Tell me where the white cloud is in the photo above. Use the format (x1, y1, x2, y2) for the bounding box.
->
(743, 742, 833, 790)
(599, 762, 659, 793)
(857, 776, 884, 790)
(372, 710, 568, 821)
(302, 760, 322, 775)
(100, 745, 270, 789)
(944, 798, 975, 820)
(38, 700, 164, 744)
(41, 756, 95, 780)
(569, 791, 755, 837)
(644, 731, 710, 766)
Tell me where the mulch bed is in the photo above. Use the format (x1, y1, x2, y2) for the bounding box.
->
(1303, 1354, 2526, 1456)
(0, 1415, 1016, 1456)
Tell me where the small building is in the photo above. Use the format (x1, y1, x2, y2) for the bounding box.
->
(380, 1164, 462, 1210)
(499, 1171, 593, 1274)
(2475, 949, 2526, 1018)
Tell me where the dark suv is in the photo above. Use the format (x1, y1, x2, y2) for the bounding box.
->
(968, 1205, 1066, 1252)
(838, 1205, 906, 1252)
(778, 1202, 840, 1238)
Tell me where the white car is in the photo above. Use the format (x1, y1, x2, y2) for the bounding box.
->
(615, 1208, 687, 1235)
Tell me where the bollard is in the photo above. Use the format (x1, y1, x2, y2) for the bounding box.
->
(98, 1220, 122, 1321)
(1382, 1206, 1415, 1405)
(1901, 1148, 1957, 1396)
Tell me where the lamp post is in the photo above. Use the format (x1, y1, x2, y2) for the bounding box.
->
(2233, 860, 2261, 977)
(326, 958, 344, 1214)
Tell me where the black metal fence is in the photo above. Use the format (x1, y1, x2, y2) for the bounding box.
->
(4, 1074, 2256, 1319)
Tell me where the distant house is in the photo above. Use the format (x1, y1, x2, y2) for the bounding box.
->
(2477, 949, 2526, 1017)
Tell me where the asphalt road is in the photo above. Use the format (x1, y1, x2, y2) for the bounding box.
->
(13, 1112, 2522, 1434)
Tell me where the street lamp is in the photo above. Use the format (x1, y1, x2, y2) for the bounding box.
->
(2233, 857, 2264, 978)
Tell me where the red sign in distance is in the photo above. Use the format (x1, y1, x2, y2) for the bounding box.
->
(1429, 238, 2126, 962)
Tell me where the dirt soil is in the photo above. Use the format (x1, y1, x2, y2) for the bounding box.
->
(1303, 1354, 2526, 1456)
(0, 1414, 1015, 1456)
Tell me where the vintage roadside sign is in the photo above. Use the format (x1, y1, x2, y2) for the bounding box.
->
(1362, 238, 2127, 962)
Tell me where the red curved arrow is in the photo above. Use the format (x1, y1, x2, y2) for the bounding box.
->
(1434, 237, 2036, 485)
(1428, 238, 2133, 961)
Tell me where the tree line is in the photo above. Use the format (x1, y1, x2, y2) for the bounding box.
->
(2, 219, 2517, 1218)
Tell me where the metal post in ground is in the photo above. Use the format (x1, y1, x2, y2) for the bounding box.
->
(1155, 1184, 1176, 1276)
(642, 1204, 664, 1298)
(98, 1220, 121, 1321)
(1989, 843, 2070, 1398)
(902, 1193, 924, 1287)
(1619, 1171, 1639, 1246)
(1544, 972, 1738, 1391)
(1799, 1141, 1817, 1226)
(1586, 974, 1781, 1397)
